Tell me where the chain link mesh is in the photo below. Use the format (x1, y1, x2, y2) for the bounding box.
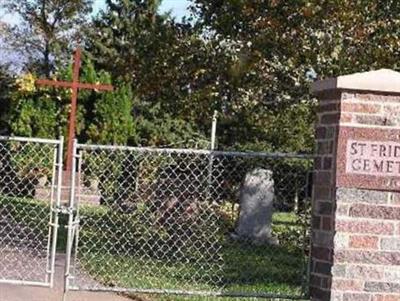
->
(0, 137, 59, 285)
(68, 145, 312, 298)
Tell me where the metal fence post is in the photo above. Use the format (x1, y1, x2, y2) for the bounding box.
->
(207, 110, 218, 200)
(211, 110, 218, 150)
(49, 136, 64, 287)
(44, 141, 59, 285)
(63, 139, 78, 298)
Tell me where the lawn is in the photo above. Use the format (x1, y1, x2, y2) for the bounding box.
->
(72, 202, 310, 300)
(0, 196, 310, 300)
(77, 238, 307, 293)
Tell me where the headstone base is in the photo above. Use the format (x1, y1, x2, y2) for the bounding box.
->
(34, 171, 101, 205)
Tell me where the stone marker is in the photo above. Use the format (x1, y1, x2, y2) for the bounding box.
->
(233, 168, 277, 245)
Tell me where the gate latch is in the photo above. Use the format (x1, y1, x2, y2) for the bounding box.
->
(53, 205, 75, 215)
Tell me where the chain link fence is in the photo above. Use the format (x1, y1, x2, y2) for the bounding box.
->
(0, 136, 313, 299)
(0, 136, 62, 287)
(66, 143, 313, 299)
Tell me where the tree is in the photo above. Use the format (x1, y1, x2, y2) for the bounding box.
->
(0, 65, 14, 134)
(87, 81, 135, 145)
(4, 0, 400, 154)
(86, 0, 316, 152)
(9, 73, 58, 138)
(191, 0, 400, 96)
(9, 60, 136, 145)
(86, 0, 167, 84)
(189, 0, 400, 152)
(86, 0, 210, 148)
(188, 0, 317, 152)
(1, 0, 93, 76)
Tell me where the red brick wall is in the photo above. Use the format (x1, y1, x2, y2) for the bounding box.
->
(311, 90, 400, 301)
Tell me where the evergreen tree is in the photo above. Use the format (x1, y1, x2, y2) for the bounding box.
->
(86, 0, 209, 148)
(87, 82, 135, 145)
(86, 0, 166, 84)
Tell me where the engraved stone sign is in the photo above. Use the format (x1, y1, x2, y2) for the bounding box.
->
(337, 127, 400, 191)
(346, 140, 400, 177)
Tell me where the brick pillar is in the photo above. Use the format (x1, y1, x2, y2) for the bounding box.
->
(310, 69, 400, 301)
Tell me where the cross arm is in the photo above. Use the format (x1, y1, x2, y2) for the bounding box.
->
(35, 79, 74, 88)
(35, 79, 114, 91)
(77, 83, 114, 91)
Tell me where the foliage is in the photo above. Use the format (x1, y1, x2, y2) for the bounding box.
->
(0, 139, 56, 199)
(1, 0, 93, 75)
(81, 149, 127, 206)
(85, 0, 211, 148)
(273, 209, 311, 254)
(86, 81, 135, 145)
(9, 141, 54, 179)
(189, 0, 400, 151)
(86, 0, 166, 83)
(8, 61, 136, 147)
(3, 0, 400, 153)
(133, 112, 209, 148)
(9, 73, 59, 138)
(84, 0, 318, 152)
(0, 65, 14, 134)
(295, 1, 400, 76)
(4, 1, 400, 153)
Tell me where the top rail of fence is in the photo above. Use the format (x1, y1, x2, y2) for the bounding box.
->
(77, 142, 314, 159)
(0, 136, 61, 145)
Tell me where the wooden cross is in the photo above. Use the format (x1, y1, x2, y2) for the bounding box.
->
(36, 48, 113, 171)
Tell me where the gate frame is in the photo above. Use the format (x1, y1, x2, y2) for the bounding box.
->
(0, 135, 64, 288)
(64, 139, 79, 293)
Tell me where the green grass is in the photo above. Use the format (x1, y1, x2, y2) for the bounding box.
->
(0, 195, 310, 300)
(75, 206, 309, 300)
(79, 239, 304, 293)
(0, 195, 69, 251)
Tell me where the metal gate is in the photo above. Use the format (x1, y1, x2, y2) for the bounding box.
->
(0, 136, 63, 287)
(65, 140, 312, 299)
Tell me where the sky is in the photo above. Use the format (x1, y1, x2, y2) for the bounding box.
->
(92, 0, 191, 19)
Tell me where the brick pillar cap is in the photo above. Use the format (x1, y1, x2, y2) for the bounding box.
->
(312, 68, 400, 94)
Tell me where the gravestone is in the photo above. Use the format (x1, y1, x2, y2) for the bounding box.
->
(233, 168, 277, 245)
